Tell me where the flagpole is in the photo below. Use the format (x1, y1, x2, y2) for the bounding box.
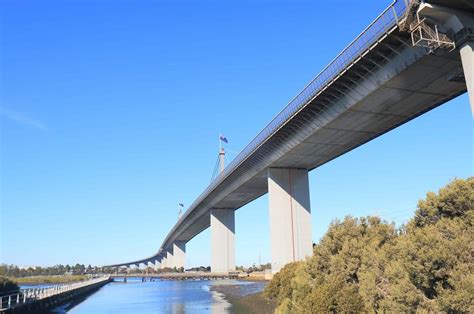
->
(218, 134, 227, 173)
(178, 203, 183, 220)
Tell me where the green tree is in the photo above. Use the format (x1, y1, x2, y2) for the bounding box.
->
(73, 264, 85, 275)
(380, 178, 474, 312)
(264, 261, 302, 302)
(411, 177, 473, 228)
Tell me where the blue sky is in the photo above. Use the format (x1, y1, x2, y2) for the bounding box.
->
(1, 0, 472, 268)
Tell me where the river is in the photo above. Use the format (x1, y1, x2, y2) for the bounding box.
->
(52, 278, 266, 313)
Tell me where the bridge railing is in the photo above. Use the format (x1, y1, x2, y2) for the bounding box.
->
(0, 276, 110, 311)
(176, 1, 410, 229)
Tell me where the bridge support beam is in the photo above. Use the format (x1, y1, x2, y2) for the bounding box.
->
(460, 41, 474, 115)
(268, 168, 312, 274)
(173, 241, 186, 269)
(211, 208, 235, 273)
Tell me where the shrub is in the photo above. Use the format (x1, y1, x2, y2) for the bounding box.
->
(264, 177, 474, 312)
(0, 277, 19, 296)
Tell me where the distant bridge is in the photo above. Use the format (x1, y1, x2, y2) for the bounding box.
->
(105, 0, 474, 274)
(109, 272, 240, 281)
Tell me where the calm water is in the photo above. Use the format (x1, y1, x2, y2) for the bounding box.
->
(21, 284, 55, 289)
(61, 279, 263, 314)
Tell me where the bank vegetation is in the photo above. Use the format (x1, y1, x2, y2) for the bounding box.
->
(264, 177, 473, 313)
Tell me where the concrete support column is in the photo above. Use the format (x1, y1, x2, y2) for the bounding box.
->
(155, 259, 161, 270)
(173, 241, 186, 269)
(211, 208, 235, 273)
(268, 168, 312, 274)
(166, 249, 173, 269)
(460, 41, 474, 115)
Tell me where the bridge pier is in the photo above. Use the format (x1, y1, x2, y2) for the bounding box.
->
(268, 168, 312, 273)
(460, 41, 474, 114)
(166, 249, 173, 269)
(211, 208, 235, 273)
(173, 241, 186, 269)
(154, 259, 161, 271)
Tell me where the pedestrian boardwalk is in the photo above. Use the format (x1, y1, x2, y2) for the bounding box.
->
(0, 276, 110, 312)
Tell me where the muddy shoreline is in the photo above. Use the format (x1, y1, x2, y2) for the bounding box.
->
(211, 281, 276, 314)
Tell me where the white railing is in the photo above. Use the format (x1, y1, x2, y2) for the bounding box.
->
(0, 276, 110, 311)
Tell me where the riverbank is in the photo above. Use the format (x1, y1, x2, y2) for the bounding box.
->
(211, 281, 276, 314)
(11, 275, 89, 285)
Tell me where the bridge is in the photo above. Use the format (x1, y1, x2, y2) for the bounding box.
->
(105, 0, 474, 274)
(109, 272, 240, 281)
